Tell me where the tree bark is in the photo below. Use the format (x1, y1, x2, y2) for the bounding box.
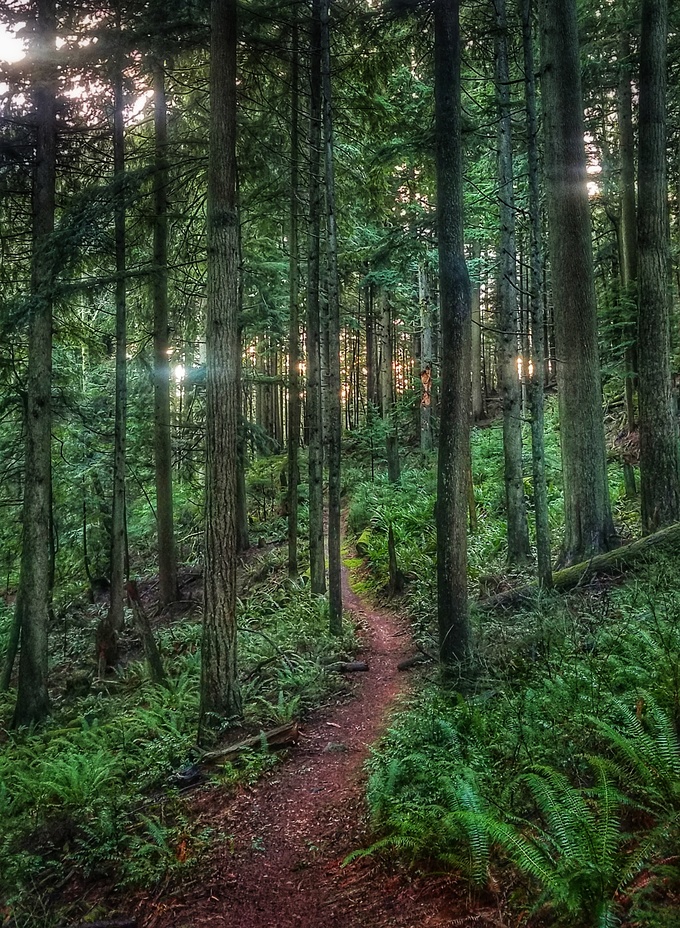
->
(199, 0, 243, 743)
(152, 56, 178, 608)
(151, 59, 177, 606)
(379, 294, 400, 483)
(320, 0, 342, 633)
(97, 50, 127, 673)
(12, 0, 57, 725)
(617, 29, 638, 496)
(539, 0, 615, 565)
(522, 0, 552, 587)
(435, 0, 471, 668)
(419, 263, 434, 450)
(495, 0, 530, 566)
(470, 241, 484, 422)
(307, 0, 326, 594)
(637, 0, 680, 534)
(287, 11, 301, 579)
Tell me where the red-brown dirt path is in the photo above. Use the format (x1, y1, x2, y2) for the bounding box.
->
(133, 566, 481, 928)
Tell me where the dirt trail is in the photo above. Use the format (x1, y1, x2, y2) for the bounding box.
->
(134, 566, 470, 928)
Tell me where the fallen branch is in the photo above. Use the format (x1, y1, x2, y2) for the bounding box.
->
(198, 721, 300, 765)
(478, 521, 680, 611)
(324, 661, 369, 673)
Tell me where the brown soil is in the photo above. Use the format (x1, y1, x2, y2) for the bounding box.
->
(129, 568, 490, 928)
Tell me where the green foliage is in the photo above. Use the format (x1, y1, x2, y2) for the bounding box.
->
(354, 535, 680, 925)
(0, 543, 358, 924)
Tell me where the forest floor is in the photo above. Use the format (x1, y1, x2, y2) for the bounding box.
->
(127, 563, 494, 928)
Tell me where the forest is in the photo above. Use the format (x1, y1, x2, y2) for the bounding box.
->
(1, 0, 680, 925)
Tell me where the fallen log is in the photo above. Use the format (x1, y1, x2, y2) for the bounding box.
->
(397, 654, 431, 671)
(198, 720, 299, 766)
(478, 521, 680, 611)
(324, 661, 369, 673)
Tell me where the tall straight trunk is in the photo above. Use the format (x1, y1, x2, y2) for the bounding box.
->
(307, 0, 325, 594)
(522, 0, 552, 587)
(617, 30, 638, 496)
(320, 0, 342, 633)
(199, 0, 242, 743)
(152, 57, 177, 607)
(380, 294, 400, 482)
(365, 282, 377, 409)
(470, 241, 484, 421)
(618, 33, 638, 296)
(419, 264, 434, 450)
(287, 13, 301, 579)
(637, 0, 680, 533)
(236, 342, 250, 551)
(98, 54, 128, 671)
(495, 0, 530, 566)
(539, 0, 615, 565)
(435, 0, 471, 667)
(11, 0, 56, 724)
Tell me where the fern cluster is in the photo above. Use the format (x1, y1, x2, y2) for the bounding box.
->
(0, 544, 359, 926)
(358, 554, 680, 927)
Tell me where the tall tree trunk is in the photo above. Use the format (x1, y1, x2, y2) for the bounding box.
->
(539, 0, 615, 565)
(495, 0, 530, 566)
(12, 0, 57, 724)
(199, 0, 243, 743)
(522, 0, 552, 587)
(470, 241, 484, 421)
(287, 11, 301, 579)
(307, 0, 326, 594)
(152, 56, 178, 607)
(435, 0, 471, 668)
(637, 0, 680, 533)
(617, 30, 637, 499)
(97, 52, 128, 671)
(236, 342, 250, 551)
(365, 281, 377, 410)
(320, 0, 342, 633)
(380, 294, 401, 482)
(419, 264, 434, 450)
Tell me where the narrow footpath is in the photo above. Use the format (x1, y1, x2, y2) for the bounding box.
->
(134, 565, 473, 928)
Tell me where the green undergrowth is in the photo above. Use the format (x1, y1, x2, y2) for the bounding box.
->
(344, 419, 676, 926)
(346, 409, 640, 645)
(0, 545, 357, 927)
(354, 556, 680, 927)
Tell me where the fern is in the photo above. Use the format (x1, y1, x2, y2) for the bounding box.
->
(590, 696, 680, 813)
